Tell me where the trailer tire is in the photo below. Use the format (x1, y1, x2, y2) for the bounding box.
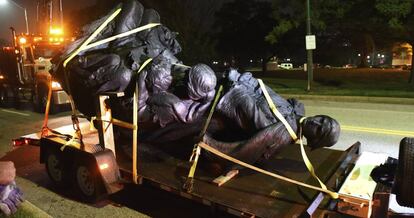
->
(395, 137, 414, 208)
(73, 159, 105, 202)
(45, 148, 71, 188)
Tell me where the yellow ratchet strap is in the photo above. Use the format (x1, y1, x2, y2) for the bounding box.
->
(90, 116, 97, 131)
(184, 85, 224, 192)
(137, 58, 153, 73)
(60, 131, 82, 151)
(197, 141, 339, 199)
(88, 58, 152, 132)
(59, 8, 122, 151)
(173, 63, 191, 69)
(80, 23, 161, 51)
(298, 117, 328, 190)
(257, 79, 298, 140)
(63, 8, 122, 68)
(257, 79, 338, 199)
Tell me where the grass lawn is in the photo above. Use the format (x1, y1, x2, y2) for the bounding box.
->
(251, 68, 414, 98)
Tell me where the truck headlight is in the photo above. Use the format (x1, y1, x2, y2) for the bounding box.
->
(0, 75, 4, 80)
(51, 81, 62, 90)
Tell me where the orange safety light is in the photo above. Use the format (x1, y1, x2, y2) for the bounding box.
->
(49, 27, 63, 35)
(19, 37, 27, 44)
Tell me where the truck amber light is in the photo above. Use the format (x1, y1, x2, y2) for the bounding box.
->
(51, 81, 62, 89)
(50, 27, 63, 35)
(0, 75, 4, 80)
(19, 37, 27, 44)
(99, 163, 109, 170)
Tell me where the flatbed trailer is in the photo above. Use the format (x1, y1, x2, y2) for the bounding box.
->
(35, 119, 361, 217)
(26, 91, 414, 217)
(7, 86, 405, 217)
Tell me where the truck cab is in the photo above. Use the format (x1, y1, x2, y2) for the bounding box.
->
(0, 31, 70, 112)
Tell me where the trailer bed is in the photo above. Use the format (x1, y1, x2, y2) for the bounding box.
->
(39, 126, 359, 217)
(121, 141, 359, 217)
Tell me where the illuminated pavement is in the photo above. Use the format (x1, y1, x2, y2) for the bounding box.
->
(302, 99, 414, 158)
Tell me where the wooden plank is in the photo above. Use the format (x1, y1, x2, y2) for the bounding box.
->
(98, 95, 116, 156)
(212, 170, 239, 187)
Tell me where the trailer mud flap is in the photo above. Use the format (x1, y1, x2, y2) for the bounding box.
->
(93, 149, 123, 194)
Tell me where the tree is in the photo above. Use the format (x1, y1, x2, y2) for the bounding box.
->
(266, 0, 390, 67)
(215, 0, 275, 71)
(375, 0, 414, 83)
(140, 0, 223, 65)
(66, 0, 222, 65)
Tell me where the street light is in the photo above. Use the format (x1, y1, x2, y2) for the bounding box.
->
(0, 0, 29, 34)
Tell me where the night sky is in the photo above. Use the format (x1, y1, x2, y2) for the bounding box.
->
(0, 0, 96, 42)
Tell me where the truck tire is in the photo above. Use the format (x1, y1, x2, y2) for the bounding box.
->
(395, 137, 414, 208)
(73, 159, 105, 202)
(11, 88, 20, 109)
(0, 86, 8, 107)
(45, 148, 71, 188)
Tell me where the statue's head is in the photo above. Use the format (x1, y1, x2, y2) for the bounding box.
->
(187, 64, 217, 101)
(302, 115, 340, 150)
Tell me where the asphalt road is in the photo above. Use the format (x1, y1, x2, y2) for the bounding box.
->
(302, 100, 414, 158)
(0, 99, 413, 217)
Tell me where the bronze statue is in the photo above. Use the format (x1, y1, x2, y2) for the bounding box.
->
(51, 0, 340, 168)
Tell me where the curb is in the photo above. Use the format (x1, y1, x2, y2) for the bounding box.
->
(282, 94, 414, 105)
(11, 200, 51, 218)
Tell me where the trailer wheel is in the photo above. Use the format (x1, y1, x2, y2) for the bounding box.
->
(395, 137, 414, 208)
(74, 160, 105, 202)
(45, 149, 70, 188)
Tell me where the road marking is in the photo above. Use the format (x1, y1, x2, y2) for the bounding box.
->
(1, 109, 30, 116)
(342, 125, 414, 137)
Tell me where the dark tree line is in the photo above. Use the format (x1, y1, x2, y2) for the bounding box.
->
(66, 0, 225, 65)
(266, 0, 414, 83)
(66, 0, 414, 83)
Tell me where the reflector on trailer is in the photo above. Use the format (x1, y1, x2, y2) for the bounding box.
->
(99, 163, 109, 170)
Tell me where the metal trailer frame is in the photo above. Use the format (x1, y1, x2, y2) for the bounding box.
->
(38, 132, 361, 217)
(37, 92, 365, 217)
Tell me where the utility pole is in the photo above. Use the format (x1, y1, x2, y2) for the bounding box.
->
(306, 0, 314, 91)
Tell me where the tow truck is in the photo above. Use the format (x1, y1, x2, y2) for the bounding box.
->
(0, 0, 71, 112)
(0, 28, 71, 112)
